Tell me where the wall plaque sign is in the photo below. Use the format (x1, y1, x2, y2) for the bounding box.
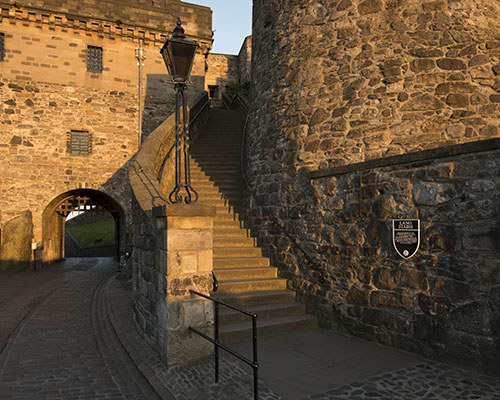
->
(392, 219, 420, 259)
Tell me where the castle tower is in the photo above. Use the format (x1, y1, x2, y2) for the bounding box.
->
(246, 0, 500, 373)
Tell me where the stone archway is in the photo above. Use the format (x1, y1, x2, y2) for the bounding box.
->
(41, 189, 125, 264)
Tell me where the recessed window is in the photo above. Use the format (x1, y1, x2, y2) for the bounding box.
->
(67, 130, 92, 155)
(208, 85, 218, 99)
(0, 33, 5, 62)
(87, 45, 102, 73)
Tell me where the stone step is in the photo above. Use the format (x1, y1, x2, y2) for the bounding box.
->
(213, 228, 251, 238)
(219, 314, 318, 344)
(216, 290, 297, 308)
(216, 277, 287, 294)
(191, 181, 243, 190)
(191, 163, 241, 169)
(219, 302, 306, 325)
(214, 247, 262, 258)
(214, 236, 256, 247)
(212, 211, 243, 220)
(192, 154, 241, 160)
(214, 222, 246, 232)
(191, 175, 243, 184)
(190, 108, 318, 341)
(215, 266, 277, 281)
(191, 167, 242, 174)
(213, 256, 270, 268)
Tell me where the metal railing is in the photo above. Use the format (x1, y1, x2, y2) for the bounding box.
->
(189, 97, 211, 128)
(157, 95, 210, 185)
(189, 290, 259, 400)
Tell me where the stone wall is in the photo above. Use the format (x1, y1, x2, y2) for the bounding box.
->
(9, 0, 212, 41)
(0, 0, 213, 264)
(0, 210, 33, 271)
(238, 36, 252, 84)
(205, 53, 240, 98)
(0, 78, 137, 242)
(0, 1, 211, 137)
(250, 0, 500, 171)
(246, 0, 500, 373)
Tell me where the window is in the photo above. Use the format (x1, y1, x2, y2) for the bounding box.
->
(0, 33, 4, 62)
(87, 45, 102, 72)
(67, 130, 92, 155)
(208, 85, 218, 99)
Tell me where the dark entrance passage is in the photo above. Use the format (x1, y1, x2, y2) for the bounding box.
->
(41, 190, 124, 264)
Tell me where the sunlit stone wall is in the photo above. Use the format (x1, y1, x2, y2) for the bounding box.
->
(246, 0, 500, 373)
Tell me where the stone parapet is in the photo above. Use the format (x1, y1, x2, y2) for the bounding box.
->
(0, 0, 212, 44)
(129, 91, 214, 365)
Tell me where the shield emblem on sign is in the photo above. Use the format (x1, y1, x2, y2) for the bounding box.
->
(392, 219, 420, 259)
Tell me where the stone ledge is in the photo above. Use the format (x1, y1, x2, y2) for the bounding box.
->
(308, 138, 500, 179)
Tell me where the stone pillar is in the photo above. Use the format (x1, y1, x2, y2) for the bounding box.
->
(153, 203, 216, 367)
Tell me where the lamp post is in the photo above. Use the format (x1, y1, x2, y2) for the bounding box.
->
(161, 18, 199, 204)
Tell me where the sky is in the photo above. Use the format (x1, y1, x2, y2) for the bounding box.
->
(189, 0, 253, 55)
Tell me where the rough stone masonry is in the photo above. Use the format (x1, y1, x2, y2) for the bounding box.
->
(246, 0, 500, 374)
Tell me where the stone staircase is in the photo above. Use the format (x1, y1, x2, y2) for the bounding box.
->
(190, 107, 317, 344)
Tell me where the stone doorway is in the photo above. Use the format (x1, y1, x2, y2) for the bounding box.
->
(41, 189, 124, 264)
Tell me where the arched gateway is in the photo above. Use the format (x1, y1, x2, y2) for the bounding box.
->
(41, 189, 125, 264)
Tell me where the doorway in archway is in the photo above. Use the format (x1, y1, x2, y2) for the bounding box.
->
(41, 189, 124, 264)
(65, 209, 116, 258)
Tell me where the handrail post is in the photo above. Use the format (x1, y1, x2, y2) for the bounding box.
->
(252, 314, 258, 400)
(189, 290, 259, 399)
(215, 301, 220, 383)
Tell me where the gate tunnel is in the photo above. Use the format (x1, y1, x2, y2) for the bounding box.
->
(42, 189, 125, 264)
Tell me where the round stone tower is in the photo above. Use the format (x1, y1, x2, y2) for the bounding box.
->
(246, 0, 500, 374)
(250, 0, 500, 169)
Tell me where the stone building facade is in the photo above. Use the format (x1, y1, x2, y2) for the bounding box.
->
(205, 36, 252, 103)
(0, 0, 213, 266)
(246, 0, 500, 373)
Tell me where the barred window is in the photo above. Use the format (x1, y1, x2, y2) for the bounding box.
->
(87, 45, 102, 73)
(0, 33, 4, 62)
(67, 130, 92, 155)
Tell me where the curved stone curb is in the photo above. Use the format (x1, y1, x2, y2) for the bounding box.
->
(106, 276, 285, 400)
(92, 274, 161, 399)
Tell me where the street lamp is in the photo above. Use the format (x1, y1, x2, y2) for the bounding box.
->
(161, 18, 199, 204)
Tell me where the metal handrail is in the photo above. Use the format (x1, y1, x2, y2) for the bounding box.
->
(189, 98, 210, 127)
(237, 99, 323, 272)
(157, 95, 210, 185)
(220, 92, 232, 109)
(189, 290, 259, 400)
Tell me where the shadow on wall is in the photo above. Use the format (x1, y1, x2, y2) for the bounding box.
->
(142, 74, 205, 141)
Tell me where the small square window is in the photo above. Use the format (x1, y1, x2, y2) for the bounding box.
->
(0, 33, 5, 62)
(87, 45, 102, 73)
(208, 85, 218, 99)
(67, 130, 92, 155)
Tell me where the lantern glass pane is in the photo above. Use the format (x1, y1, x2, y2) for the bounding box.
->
(170, 41, 197, 81)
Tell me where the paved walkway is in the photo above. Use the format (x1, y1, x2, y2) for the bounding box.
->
(1, 258, 499, 399)
(0, 258, 158, 399)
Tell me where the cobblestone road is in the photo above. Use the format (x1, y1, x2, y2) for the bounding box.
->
(1, 259, 498, 400)
(0, 258, 158, 400)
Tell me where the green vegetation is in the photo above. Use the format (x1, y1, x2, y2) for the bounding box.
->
(66, 217, 115, 248)
(225, 81, 250, 98)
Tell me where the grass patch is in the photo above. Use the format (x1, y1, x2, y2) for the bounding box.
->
(66, 217, 115, 248)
